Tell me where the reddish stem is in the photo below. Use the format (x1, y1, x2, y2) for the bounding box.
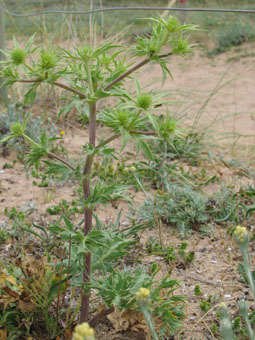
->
(80, 102, 97, 323)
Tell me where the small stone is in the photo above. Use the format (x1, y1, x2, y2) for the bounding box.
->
(224, 294, 231, 298)
(121, 221, 129, 226)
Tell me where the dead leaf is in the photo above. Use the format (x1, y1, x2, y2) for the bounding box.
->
(0, 329, 7, 340)
(107, 309, 150, 340)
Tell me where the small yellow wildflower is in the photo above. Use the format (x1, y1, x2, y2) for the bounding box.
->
(136, 287, 150, 304)
(234, 226, 249, 246)
(72, 322, 95, 340)
(60, 130, 65, 136)
(129, 166, 136, 172)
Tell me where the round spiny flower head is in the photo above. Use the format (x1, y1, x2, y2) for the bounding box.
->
(161, 119, 176, 139)
(149, 41, 158, 56)
(80, 46, 93, 61)
(136, 287, 150, 305)
(176, 39, 189, 54)
(72, 322, 95, 340)
(40, 52, 57, 70)
(100, 54, 111, 69)
(166, 16, 180, 32)
(117, 110, 128, 126)
(11, 48, 26, 65)
(11, 122, 24, 136)
(234, 226, 249, 247)
(136, 94, 152, 110)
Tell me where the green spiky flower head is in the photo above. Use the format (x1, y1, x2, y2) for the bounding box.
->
(166, 16, 180, 32)
(11, 48, 26, 65)
(40, 51, 57, 70)
(80, 45, 93, 61)
(136, 94, 153, 110)
(173, 38, 189, 55)
(117, 110, 128, 126)
(11, 122, 24, 136)
(160, 118, 176, 139)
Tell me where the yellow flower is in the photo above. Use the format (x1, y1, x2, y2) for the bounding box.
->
(136, 287, 150, 304)
(234, 225, 249, 246)
(72, 322, 95, 340)
(60, 130, 65, 136)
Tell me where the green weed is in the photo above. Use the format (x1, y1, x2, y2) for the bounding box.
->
(137, 184, 209, 237)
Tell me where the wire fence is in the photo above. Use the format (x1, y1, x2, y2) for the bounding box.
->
(0, 2, 255, 104)
(1, 5, 255, 16)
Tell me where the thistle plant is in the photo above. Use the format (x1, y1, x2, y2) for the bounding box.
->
(0, 16, 196, 326)
(218, 226, 255, 340)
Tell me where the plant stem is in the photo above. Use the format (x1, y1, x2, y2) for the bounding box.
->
(103, 52, 172, 91)
(95, 130, 157, 150)
(241, 248, 255, 298)
(142, 309, 159, 340)
(104, 58, 149, 91)
(80, 58, 97, 323)
(79, 51, 170, 323)
(47, 151, 76, 171)
(18, 79, 86, 99)
(80, 112, 96, 322)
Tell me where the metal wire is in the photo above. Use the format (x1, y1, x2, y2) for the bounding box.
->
(0, 5, 255, 18)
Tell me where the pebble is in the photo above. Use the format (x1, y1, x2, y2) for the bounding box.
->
(121, 221, 129, 226)
(224, 294, 232, 298)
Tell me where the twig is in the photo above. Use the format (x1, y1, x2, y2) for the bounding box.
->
(47, 151, 76, 171)
(185, 275, 222, 287)
(17, 79, 86, 99)
(89, 306, 115, 328)
(104, 52, 173, 91)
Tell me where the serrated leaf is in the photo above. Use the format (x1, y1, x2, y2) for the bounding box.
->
(44, 161, 73, 181)
(24, 87, 37, 105)
(139, 140, 154, 160)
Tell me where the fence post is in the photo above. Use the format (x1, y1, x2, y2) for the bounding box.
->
(0, 0, 8, 106)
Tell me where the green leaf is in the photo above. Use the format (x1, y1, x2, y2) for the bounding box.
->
(139, 140, 154, 160)
(44, 161, 73, 180)
(24, 87, 37, 105)
(120, 127, 131, 151)
(24, 33, 36, 53)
